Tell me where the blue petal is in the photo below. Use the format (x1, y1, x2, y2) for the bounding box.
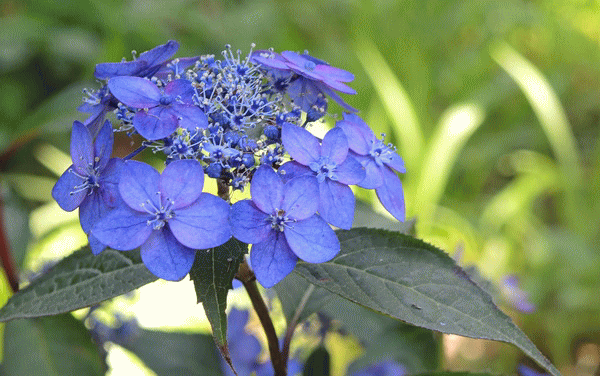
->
(91, 207, 153, 250)
(70, 121, 94, 175)
(353, 153, 384, 189)
(164, 79, 195, 104)
(88, 234, 107, 255)
(227, 308, 249, 339)
(314, 64, 354, 82)
(281, 176, 319, 221)
(335, 114, 373, 155)
(79, 191, 110, 233)
(284, 214, 339, 263)
(52, 166, 87, 212)
(334, 154, 365, 185)
(317, 84, 358, 112)
(281, 122, 320, 165)
(119, 161, 161, 211)
(318, 180, 355, 230)
(320, 127, 348, 165)
(98, 158, 124, 208)
(229, 200, 271, 244)
(141, 228, 196, 281)
(159, 159, 204, 209)
(170, 104, 208, 131)
(375, 166, 405, 222)
(386, 151, 406, 174)
(287, 79, 322, 113)
(278, 161, 312, 183)
(169, 193, 232, 249)
(250, 166, 283, 214)
(251, 50, 290, 70)
(94, 120, 114, 171)
(133, 107, 179, 140)
(137, 40, 179, 75)
(280, 51, 323, 80)
(250, 232, 298, 288)
(94, 60, 148, 80)
(108, 76, 161, 108)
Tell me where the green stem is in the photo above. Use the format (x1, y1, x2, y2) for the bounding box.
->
(236, 260, 286, 376)
(281, 284, 315, 367)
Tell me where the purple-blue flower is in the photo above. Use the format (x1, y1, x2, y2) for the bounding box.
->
(351, 361, 406, 376)
(280, 123, 365, 230)
(229, 166, 339, 287)
(52, 120, 123, 255)
(108, 77, 208, 140)
(253, 50, 357, 113)
(336, 113, 406, 222)
(91, 159, 231, 281)
(94, 40, 180, 80)
(501, 275, 536, 313)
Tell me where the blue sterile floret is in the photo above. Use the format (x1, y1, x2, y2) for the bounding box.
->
(279, 123, 365, 229)
(336, 112, 407, 222)
(52, 120, 123, 255)
(91, 159, 231, 281)
(351, 361, 407, 376)
(229, 166, 339, 287)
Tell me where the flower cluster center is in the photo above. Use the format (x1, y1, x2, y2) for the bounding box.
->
(141, 192, 175, 230)
(268, 208, 292, 232)
(309, 157, 338, 183)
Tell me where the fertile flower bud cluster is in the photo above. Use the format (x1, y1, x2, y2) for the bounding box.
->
(53, 41, 406, 287)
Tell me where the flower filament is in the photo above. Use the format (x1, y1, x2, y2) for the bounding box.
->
(141, 192, 176, 230)
(267, 209, 294, 232)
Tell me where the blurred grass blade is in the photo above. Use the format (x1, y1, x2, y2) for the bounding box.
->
(414, 103, 485, 230)
(354, 37, 422, 169)
(0, 270, 11, 362)
(490, 42, 582, 190)
(481, 150, 559, 231)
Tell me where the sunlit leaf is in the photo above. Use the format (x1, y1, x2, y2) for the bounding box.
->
(275, 272, 334, 327)
(0, 248, 157, 321)
(294, 228, 560, 376)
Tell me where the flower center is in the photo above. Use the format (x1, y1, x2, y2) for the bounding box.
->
(141, 192, 175, 230)
(268, 208, 293, 232)
(69, 163, 101, 196)
(159, 95, 173, 106)
(308, 156, 337, 183)
(369, 136, 395, 167)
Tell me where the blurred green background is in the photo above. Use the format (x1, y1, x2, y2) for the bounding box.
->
(1, 0, 600, 375)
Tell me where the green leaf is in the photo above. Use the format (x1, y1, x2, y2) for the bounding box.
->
(303, 346, 330, 376)
(0, 247, 157, 322)
(188, 238, 246, 369)
(0, 314, 104, 376)
(294, 228, 561, 376)
(321, 296, 439, 374)
(123, 329, 224, 376)
(274, 272, 334, 327)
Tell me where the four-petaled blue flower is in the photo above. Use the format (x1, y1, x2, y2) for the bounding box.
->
(336, 113, 406, 222)
(229, 166, 340, 287)
(108, 77, 208, 140)
(52, 120, 123, 255)
(280, 123, 365, 229)
(91, 159, 231, 281)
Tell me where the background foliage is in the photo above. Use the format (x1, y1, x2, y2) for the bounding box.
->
(1, 0, 599, 375)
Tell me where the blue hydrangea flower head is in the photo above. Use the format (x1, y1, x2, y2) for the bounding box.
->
(336, 113, 406, 222)
(230, 166, 340, 287)
(94, 40, 179, 80)
(108, 77, 208, 140)
(280, 123, 365, 229)
(52, 120, 123, 255)
(91, 159, 231, 280)
(222, 308, 263, 376)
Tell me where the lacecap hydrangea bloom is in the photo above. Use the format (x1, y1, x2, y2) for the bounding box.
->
(52, 40, 407, 286)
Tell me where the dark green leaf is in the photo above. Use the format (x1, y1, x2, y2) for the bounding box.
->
(321, 296, 439, 373)
(294, 228, 560, 376)
(189, 238, 246, 346)
(303, 346, 330, 376)
(274, 272, 334, 327)
(0, 314, 104, 376)
(123, 329, 224, 376)
(0, 247, 157, 322)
